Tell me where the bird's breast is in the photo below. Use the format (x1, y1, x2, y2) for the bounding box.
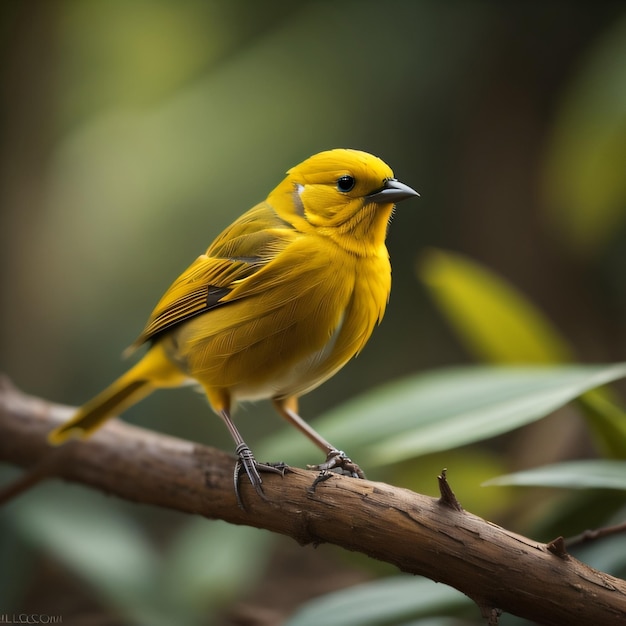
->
(165, 242, 391, 403)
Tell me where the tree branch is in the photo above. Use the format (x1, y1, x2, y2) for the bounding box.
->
(1, 375, 625, 625)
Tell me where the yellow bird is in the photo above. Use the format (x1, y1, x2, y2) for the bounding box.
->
(49, 149, 418, 502)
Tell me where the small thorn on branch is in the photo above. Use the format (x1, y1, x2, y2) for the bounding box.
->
(547, 536, 569, 559)
(438, 468, 463, 511)
(485, 607, 502, 626)
(473, 597, 502, 625)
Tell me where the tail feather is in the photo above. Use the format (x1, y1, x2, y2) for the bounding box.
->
(48, 343, 186, 445)
(48, 377, 153, 445)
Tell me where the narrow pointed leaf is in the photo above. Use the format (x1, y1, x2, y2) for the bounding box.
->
(484, 460, 626, 490)
(5, 484, 169, 626)
(418, 248, 572, 364)
(259, 364, 626, 467)
(417, 249, 626, 456)
(284, 576, 471, 626)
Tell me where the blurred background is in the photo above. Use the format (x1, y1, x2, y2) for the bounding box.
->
(1, 1, 625, 625)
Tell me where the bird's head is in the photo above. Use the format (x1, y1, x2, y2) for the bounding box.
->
(268, 149, 418, 251)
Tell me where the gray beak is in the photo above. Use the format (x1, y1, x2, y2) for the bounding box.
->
(368, 178, 420, 204)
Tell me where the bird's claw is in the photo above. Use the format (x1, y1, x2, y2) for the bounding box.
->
(233, 443, 288, 509)
(307, 448, 365, 479)
(308, 469, 334, 493)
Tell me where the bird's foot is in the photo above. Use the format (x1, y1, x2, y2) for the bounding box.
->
(307, 448, 365, 479)
(233, 443, 288, 509)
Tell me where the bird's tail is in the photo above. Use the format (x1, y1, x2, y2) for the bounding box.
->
(48, 342, 186, 445)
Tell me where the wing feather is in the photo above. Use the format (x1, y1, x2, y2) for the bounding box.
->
(131, 202, 296, 348)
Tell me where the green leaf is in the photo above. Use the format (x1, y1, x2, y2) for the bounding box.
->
(484, 460, 626, 490)
(577, 389, 626, 458)
(284, 576, 472, 626)
(163, 519, 274, 615)
(5, 484, 169, 626)
(260, 364, 626, 468)
(418, 248, 572, 364)
(417, 249, 626, 457)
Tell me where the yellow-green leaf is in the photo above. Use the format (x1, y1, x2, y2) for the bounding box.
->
(418, 248, 573, 363)
(417, 249, 626, 457)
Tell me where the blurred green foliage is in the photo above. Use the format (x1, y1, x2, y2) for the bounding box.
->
(543, 11, 626, 255)
(1, 1, 626, 625)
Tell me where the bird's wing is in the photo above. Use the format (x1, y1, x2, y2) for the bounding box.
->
(130, 202, 296, 348)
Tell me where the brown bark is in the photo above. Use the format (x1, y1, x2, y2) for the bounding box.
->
(1, 375, 625, 625)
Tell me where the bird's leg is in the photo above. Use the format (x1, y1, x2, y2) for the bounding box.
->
(273, 398, 365, 479)
(218, 409, 285, 508)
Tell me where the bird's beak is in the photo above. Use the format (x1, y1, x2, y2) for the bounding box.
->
(368, 178, 419, 204)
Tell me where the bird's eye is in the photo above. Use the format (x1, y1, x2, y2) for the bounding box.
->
(336, 175, 355, 192)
